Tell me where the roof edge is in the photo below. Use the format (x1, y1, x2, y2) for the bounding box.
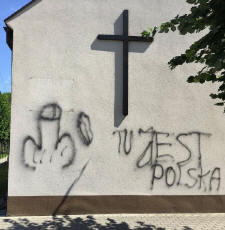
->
(4, 0, 41, 24)
(4, 0, 42, 50)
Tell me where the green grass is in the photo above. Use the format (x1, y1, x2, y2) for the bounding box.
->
(0, 153, 8, 159)
(0, 162, 8, 198)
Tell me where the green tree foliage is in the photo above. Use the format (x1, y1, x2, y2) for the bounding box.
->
(0, 92, 11, 145)
(142, 0, 225, 106)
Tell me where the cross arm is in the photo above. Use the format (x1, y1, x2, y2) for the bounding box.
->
(97, 35, 124, 41)
(128, 36, 153, 42)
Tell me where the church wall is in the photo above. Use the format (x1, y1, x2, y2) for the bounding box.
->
(7, 0, 225, 200)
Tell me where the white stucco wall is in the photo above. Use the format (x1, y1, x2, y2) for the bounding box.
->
(7, 0, 225, 196)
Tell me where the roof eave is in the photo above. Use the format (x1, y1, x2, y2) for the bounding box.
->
(4, 0, 40, 24)
(4, 26, 13, 50)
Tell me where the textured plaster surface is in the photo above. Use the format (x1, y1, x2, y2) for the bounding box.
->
(7, 0, 225, 196)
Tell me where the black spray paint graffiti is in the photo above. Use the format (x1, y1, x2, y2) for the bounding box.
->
(77, 112, 93, 146)
(113, 129, 133, 155)
(22, 103, 93, 170)
(141, 129, 220, 191)
(137, 127, 173, 168)
(22, 103, 75, 170)
(113, 127, 221, 192)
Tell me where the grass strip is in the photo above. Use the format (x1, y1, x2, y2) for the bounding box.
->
(0, 154, 8, 159)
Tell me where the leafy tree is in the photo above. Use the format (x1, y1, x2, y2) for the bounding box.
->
(0, 92, 11, 145)
(142, 0, 225, 107)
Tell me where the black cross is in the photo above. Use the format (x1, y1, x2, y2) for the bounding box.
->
(97, 10, 153, 116)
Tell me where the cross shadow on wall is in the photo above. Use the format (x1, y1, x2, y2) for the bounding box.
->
(91, 12, 151, 127)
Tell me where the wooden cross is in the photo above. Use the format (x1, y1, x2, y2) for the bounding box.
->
(97, 10, 153, 116)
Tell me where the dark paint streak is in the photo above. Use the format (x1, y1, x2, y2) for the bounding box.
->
(53, 160, 90, 216)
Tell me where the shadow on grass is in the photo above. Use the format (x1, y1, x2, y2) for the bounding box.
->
(3, 215, 194, 230)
